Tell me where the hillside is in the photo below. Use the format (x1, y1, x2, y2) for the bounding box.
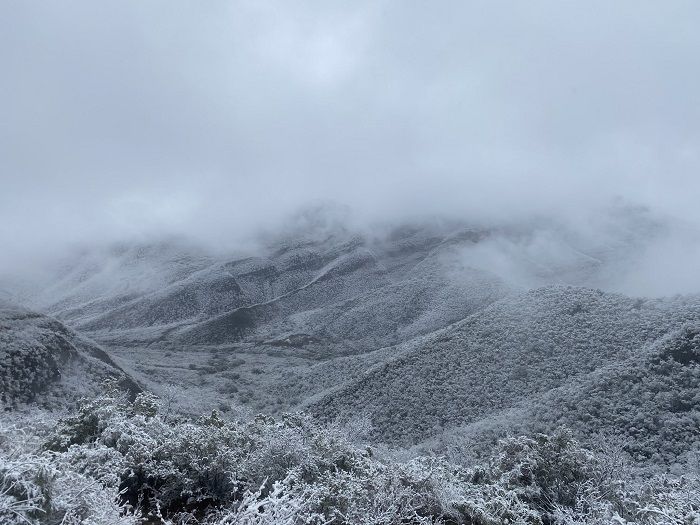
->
(5, 212, 659, 352)
(6, 224, 514, 354)
(418, 323, 700, 467)
(308, 286, 700, 448)
(0, 302, 140, 408)
(3, 212, 698, 464)
(173, 239, 511, 354)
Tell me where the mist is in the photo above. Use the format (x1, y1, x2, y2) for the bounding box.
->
(1, 1, 700, 295)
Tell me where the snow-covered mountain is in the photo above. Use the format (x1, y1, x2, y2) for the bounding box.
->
(306, 286, 700, 456)
(0, 301, 140, 408)
(3, 208, 699, 471)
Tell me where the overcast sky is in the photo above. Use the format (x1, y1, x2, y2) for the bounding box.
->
(1, 1, 699, 264)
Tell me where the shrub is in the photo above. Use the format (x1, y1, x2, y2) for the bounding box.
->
(3, 387, 699, 524)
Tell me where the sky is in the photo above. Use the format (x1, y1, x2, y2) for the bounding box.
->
(1, 1, 699, 270)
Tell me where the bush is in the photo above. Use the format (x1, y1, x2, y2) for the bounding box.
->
(3, 387, 699, 524)
(0, 412, 138, 525)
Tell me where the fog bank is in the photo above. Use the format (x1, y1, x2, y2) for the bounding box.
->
(1, 1, 699, 294)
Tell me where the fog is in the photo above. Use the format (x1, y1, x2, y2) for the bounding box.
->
(1, 1, 699, 294)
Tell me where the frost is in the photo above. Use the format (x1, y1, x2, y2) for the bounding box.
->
(3, 389, 699, 524)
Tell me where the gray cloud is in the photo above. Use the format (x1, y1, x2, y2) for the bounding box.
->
(1, 1, 700, 278)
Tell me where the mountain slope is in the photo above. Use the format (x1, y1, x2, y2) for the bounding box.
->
(308, 286, 700, 446)
(413, 323, 700, 467)
(3, 208, 664, 353)
(0, 302, 140, 408)
(526, 323, 700, 464)
(12, 225, 510, 356)
(1, 210, 690, 433)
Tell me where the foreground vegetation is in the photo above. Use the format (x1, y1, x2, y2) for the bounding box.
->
(1, 384, 699, 524)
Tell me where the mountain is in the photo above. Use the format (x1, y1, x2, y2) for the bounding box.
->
(172, 233, 512, 354)
(20, 240, 214, 328)
(306, 286, 700, 449)
(7, 208, 660, 352)
(10, 223, 514, 353)
(412, 322, 700, 468)
(0, 302, 140, 408)
(3, 208, 698, 468)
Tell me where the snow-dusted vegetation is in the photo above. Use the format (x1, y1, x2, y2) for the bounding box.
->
(2, 383, 699, 525)
(309, 287, 700, 447)
(0, 303, 139, 408)
(3, 222, 700, 523)
(4, 0, 700, 521)
(2, 220, 700, 523)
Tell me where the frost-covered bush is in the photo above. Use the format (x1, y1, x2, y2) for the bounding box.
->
(423, 429, 610, 525)
(203, 474, 325, 525)
(488, 430, 603, 513)
(551, 474, 700, 525)
(4, 386, 700, 524)
(42, 388, 378, 520)
(0, 413, 138, 525)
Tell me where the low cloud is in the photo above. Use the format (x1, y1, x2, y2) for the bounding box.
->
(1, 1, 699, 295)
